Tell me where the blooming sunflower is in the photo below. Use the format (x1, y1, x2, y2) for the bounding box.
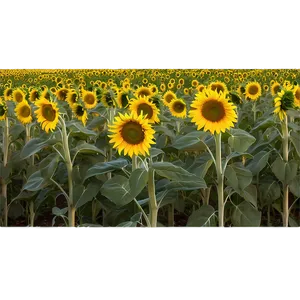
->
(4, 88, 13, 101)
(56, 88, 69, 101)
(15, 100, 32, 124)
(274, 89, 295, 120)
(209, 81, 228, 95)
(135, 86, 153, 98)
(82, 90, 97, 109)
(41, 88, 51, 100)
(294, 86, 300, 107)
(101, 89, 117, 107)
(271, 82, 281, 96)
(34, 97, 59, 133)
(72, 103, 88, 126)
(66, 89, 79, 107)
(12, 88, 26, 103)
(0, 98, 7, 120)
(163, 90, 177, 106)
(129, 96, 160, 124)
(117, 89, 130, 108)
(169, 98, 187, 118)
(245, 82, 262, 101)
(29, 88, 40, 103)
(189, 88, 237, 134)
(108, 112, 156, 158)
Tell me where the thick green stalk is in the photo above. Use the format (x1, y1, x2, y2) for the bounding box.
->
(60, 117, 75, 227)
(215, 133, 224, 227)
(281, 115, 289, 227)
(132, 154, 138, 171)
(148, 168, 158, 227)
(252, 102, 257, 123)
(1, 117, 9, 226)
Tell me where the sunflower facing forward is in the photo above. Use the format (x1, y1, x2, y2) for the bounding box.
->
(12, 88, 26, 103)
(189, 88, 237, 134)
(245, 82, 262, 101)
(274, 89, 295, 120)
(108, 112, 156, 157)
(82, 90, 97, 109)
(34, 97, 59, 133)
(129, 96, 160, 123)
(15, 100, 33, 124)
(162, 90, 177, 106)
(169, 98, 187, 118)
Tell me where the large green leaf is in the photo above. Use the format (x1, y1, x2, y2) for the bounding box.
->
(129, 168, 148, 198)
(290, 175, 300, 198)
(246, 151, 270, 176)
(290, 131, 300, 158)
(23, 171, 47, 191)
(66, 121, 97, 137)
(72, 143, 106, 160)
(239, 185, 257, 209)
(152, 161, 205, 183)
(225, 163, 253, 193)
(100, 175, 133, 207)
(187, 205, 216, 227)
(271, 158, 298, 184)
(84, 158, 128, 180)
(231, 201, 261, 227)
(165, 180, 207, 191)
(172, 131, 209, 151)
(20, 138, 57, 160)
(75, 182, 101, 208)
(260, 181, 281, 206)
(228, 129, 256, 152)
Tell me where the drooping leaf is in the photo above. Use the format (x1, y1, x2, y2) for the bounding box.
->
(231, 201, 261, 227)
(187, 205, 216, 227)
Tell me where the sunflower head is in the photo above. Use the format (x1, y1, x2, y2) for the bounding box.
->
(34, 97, 59, 133)
(101, 89, 117, 107)
(163, 90, 177, 106)
(82, 90, 97, 109)
(108, 112, 156, 158)
(117, 89, 130, 108)
(209, 81, 228, 95)
(0, 99, 7, 120)
(15, 100, 32, 124)
(245, 82, 262, 101)
(66, 89, 79, 107)
(129, 96, 160, 124)
(229, 92, 242, 105)
(72, 103, 88, 126)
(29, 88, 40, 103)
(169, 98, 187, 118)
(135, 86, 153, 98)
(12, 88, 26, 103)
(294, 86, 300, 108)
(56, 88, 69, 101)
(271, 82, 281, 96)
(189, 88, 237, 134)
(4, 88, 13, 101)
(274, 89, 295, 121)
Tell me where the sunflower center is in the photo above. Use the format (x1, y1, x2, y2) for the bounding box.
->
(15, 92, 23, 103)
(0, 105, 6, 116)
(58, 90, 68, 100)
(121, 94, 129, 107)
(173, 101, 185, 113)
(42, 104, 56, 121)
(137, 103, 153, 119)
(165, 94, 174, 103)
(6, 89, 13, 97)
(248, 85, 259, 95)
(121, 121, 145, 145)
(138, 88, 151, 97)
(211, 84, 224, 93)
(71, 93, 78, 103)
(32, 91, 39, 101)
(76, 105, 85, 117)
(201, 99, 225, 122)
(84, 94, 96, 104)
(20, 105, 31, 117)
(295, 88, 300, 100)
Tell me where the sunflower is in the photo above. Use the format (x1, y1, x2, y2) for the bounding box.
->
(82, 90, 97, 109)
(56, 88, 69, 101)
(129, 96, 160, 124)
(101, 89, 117, 107)
(4, 88, 13, 101)
(209, 81, 228, 95)
(274, 89, 295, 121)
(160, 83, 166, 92)
(169, 98, 186, 118)
(184, 88, 189, 95)
(12, 88, 26, 103)
(163, 90, 177, 106)
(245, 82, 262, 101)
(66, 89, 79, 107)
(271, 82, 281, 96)
(196, 84, 205, 93)
(15, 100, 32, 124)
(135, 86, 153, 98)
(108, 112, 155, 157)
(41, 88, 51, 100)
(191, 79, 199, 87)
(117, 89, 130, 108)
(34, 97, 59, 133)
(294, 86, 300, 107)
(0, 99, 7, 121)
(189, 88, 237, 134)
(29, 88, 40, 103)
(72, 103, 88, 126)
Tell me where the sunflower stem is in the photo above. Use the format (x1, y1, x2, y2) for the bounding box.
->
(252, 102, 257, 123)
(148, 168, 158, 227)
(59, 116, 75, 227)
(215, 133, 224, 227)
(281, 115, 289, 227)
(175, 120, 181, 135)
(1, 117, 9, 227)
(132, 154, 138, 171)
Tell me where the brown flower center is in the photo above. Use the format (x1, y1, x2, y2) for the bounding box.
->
(20, 105, 31, 118)
(248, 84, 259, 95)
(121, 121, 145, 145)
(137, 103, 154, 119)
(201, 99, 225, 122)
(42, 104, 56, 121)
(172, 101, 185, 113)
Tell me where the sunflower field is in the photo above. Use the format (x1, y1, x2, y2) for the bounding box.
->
(0, 69, 300, 227)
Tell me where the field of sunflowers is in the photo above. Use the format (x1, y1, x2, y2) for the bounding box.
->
(0, 69, 299, 227)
